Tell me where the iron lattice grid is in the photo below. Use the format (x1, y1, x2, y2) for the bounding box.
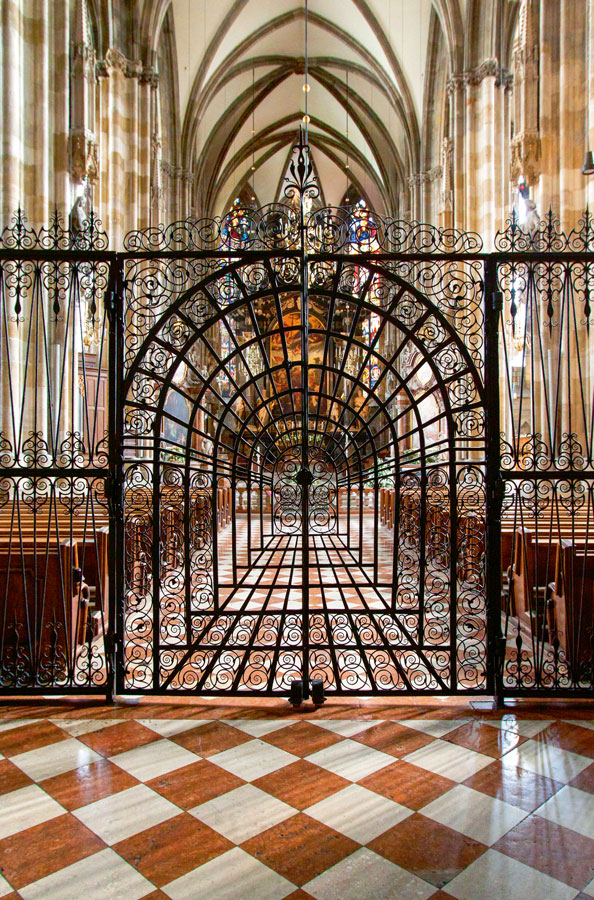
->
(0, 170, 594, 697)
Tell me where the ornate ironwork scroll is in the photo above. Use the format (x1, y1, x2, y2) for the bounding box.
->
(3, 200, 593, 700)
(0, 210, 111, 692)
(495, 212, 594, 694)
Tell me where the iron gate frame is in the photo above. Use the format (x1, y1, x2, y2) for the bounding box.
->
(1, 190, 594, 698)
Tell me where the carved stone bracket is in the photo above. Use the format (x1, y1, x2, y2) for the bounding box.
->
(69, 131, 99, 185)
(510, 131, 541, 184)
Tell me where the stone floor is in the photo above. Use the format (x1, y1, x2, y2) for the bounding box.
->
(0, 697, 592, 899)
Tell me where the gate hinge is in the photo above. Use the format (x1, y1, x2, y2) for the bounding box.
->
(492, 290, 503, 312)
(104, 477, 123, 520)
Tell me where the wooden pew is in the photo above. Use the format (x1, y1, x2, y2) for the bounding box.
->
(547, 540, 594, 672)
(0, 539, 89, 673)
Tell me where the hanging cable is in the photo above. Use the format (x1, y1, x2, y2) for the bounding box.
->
(345, 69, 350, 204)
(583, 0, 594, 174)
(303, 0, 310, 138)
(251, 66, 256, 202)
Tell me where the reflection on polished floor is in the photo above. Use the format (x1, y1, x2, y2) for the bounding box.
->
(0, 698, 592, 899)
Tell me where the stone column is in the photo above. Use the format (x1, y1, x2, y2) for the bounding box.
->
(559, 0, 586, 228)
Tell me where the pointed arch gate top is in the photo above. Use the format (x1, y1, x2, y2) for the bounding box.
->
(2, 170, 594, 699)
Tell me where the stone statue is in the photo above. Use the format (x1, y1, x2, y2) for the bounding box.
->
(69, 193, 87, 237)
(522, 198, 540, 235)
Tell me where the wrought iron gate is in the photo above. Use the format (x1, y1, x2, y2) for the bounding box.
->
(118, 143, 491, 697)
(1, 159, 593, 698)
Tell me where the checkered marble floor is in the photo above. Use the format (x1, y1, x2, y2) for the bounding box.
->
(0, 707, 593, 899)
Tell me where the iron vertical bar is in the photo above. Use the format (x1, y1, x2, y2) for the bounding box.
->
(300, 193, 310, 701)
(106, 255, 125, 699)
(484, 256, 504, 702)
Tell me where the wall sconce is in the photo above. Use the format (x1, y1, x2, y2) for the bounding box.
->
(582, 151, 594, 175)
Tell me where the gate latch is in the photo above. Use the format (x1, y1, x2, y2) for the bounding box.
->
(296, 468, 314, 487)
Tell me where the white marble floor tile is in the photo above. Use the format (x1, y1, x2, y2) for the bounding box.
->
(536, 785, 594, 839)
(421, 784, 527, 845)
(482, 718, 552, 738)
(138, 719, 208, 737)
(444, 849, 577, 900)
(402, 739, 492, 782)
(19, 848, 153, 900)
(0, 784, 64, 839)
(10, 738, 102, 782)
(396, 719, 471, 738)
(312, 720, 381, 737)
(208, 739, 298, 781)
(162, 846, 294, 900)
(48, 719, 120, 738)
(582, 875, 594, 897)
(0, 873, 12, 897)
(190, 783, 295, 843)
(110, 738, 198, 781)
(304, 847, 435, 900)
(305, 784, 411, 843)
(306, 739, 394, 781)
(222, 719, 297, 737)
(0, 718, 35, 733)
(73, 783, 179, 844)
(502, 739, 592, 784)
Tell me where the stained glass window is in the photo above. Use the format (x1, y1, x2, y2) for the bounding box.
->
(221, 199, 251, 248)
(362, 311, 381, 387)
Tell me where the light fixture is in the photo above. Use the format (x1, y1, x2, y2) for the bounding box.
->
(583, 150, 594, 176)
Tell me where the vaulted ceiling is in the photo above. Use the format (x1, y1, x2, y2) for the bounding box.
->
(154, 1, 470, 214)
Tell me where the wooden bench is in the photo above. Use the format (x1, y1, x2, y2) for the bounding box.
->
(547, 540, 594, 672)
(0, 540, 90, 673)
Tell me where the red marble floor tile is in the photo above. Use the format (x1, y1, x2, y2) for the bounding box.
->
(368, 812, 487, 889)
(426, 893, 457, 899)
(170, 721, 252, 757)
(351, 721, 435, 757)
(446, 722, 525, 758)
(241, 813, 359, 886)
(0, 893, 23, 900)
(79, 721, 160, 757)
(138, 893, 171, 900)
(0, 759, 33, 795)
(359, 759, 456, 810)
(463, 760, 564, 812)
(0, 813, 105, 888)
(493, 815, 594, 890)
(535, 721, 594, 759)
(569, 762, 594, 794)
(114, 812, 232, 887)
(146, 758, 244, 808)
(0, 721, 68, 757)
(40, 757, 139, 810)
(262, 722, 343, 757)
(253, 759, 350, 809)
